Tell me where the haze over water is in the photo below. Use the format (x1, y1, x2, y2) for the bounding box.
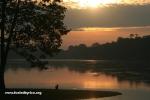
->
(5, 60, 150, 100)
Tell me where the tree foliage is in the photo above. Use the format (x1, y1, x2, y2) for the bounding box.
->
(0, 0, 70, 67)
(53, 35, 150, 60)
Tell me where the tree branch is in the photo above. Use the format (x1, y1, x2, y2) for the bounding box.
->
(1, 0, 7, 66)
(5, 0, 20, 61)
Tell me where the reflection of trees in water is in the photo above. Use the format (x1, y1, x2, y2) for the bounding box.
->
(6, 60, 150, 84)
(6, 60, 47, 71)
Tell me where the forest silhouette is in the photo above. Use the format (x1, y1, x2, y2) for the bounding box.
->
(53, 35, 150, 60)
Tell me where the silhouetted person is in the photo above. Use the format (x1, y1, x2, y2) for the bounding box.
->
(55, 84, 59, 90)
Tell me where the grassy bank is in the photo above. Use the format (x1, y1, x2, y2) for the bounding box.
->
(0, 89, 122, 100)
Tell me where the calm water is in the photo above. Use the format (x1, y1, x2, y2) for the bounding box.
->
(5, 60, 150, 100)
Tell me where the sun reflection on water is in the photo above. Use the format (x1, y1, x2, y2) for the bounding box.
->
(5, 68, 150, 90)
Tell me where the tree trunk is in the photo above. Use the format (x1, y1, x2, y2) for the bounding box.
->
(0, 0, 6, 92)
(0, 64, 5, 92)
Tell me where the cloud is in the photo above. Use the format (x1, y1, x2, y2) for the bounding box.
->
(63, 0, 150, 9)
(74, 26, 150, 32)
(64, 4, 150, 29)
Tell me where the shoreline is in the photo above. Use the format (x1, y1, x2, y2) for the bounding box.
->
(1, 89, 122, 100)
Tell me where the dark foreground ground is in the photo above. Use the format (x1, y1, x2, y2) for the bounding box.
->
(0, 89, 122, 100)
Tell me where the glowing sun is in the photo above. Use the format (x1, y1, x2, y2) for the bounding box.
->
(76, 0, 116, 8)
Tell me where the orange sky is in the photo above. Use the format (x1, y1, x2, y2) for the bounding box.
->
(62, 1, 150, 50)
(63, 0, 150, 9)
(61, 27, 150, 49)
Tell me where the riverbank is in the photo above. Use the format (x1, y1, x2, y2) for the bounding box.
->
(1, 89, 122, 100)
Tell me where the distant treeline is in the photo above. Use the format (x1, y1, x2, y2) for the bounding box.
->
(53, 35, 150, 60)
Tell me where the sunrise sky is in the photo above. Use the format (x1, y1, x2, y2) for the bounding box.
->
(61, 0, 150, 49)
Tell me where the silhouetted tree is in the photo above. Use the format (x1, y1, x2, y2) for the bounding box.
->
(130, 34, 134, 38)
(135, 34, 139, 38)
(0, 0, 70, 91)
(92, 43, 100, 47)
(53, 35, 150, 60)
